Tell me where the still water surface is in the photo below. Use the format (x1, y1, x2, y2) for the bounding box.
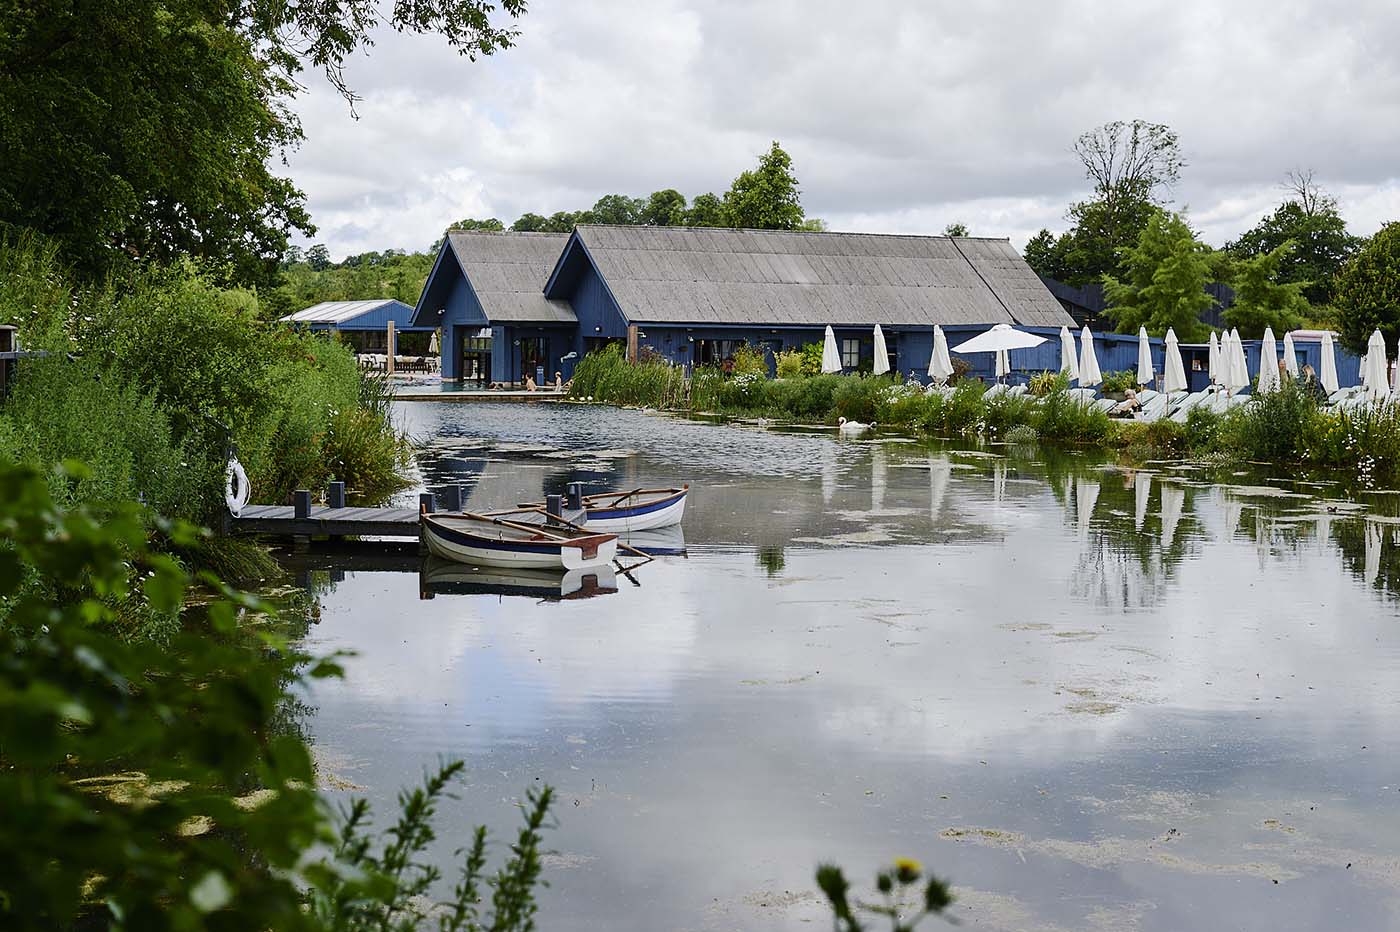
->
(292, 402, 1400, 930)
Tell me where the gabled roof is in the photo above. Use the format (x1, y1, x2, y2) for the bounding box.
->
(281, 299, 415, 325)
(444, 231, 575, 324)
(547, 225, 1073, 328)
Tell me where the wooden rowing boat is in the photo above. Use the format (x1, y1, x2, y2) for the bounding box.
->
(420, 510, 617, 570)
(516, 485, 688, 532)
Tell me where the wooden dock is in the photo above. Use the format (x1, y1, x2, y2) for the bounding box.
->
(231, 504, 421, 538)
(227, 485, 436, 543)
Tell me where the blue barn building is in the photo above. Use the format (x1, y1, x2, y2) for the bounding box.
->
(414, 225, 1076, 384)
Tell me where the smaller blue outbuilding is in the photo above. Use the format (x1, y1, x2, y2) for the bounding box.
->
(281, 299, 433, 355)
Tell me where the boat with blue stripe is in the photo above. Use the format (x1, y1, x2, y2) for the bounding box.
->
(519, 484, 689, 533)
(420, 508, 618, 571)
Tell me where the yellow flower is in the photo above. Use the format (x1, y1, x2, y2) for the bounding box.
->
(893, 857, 923, 884)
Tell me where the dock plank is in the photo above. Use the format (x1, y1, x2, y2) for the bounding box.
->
(230, 502, 422, 539)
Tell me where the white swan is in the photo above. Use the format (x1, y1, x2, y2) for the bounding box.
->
(837, 416, 874, 435)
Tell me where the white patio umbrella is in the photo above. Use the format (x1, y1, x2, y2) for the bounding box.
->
(1207, 331, 1221, 386)
(950, 323, 1046, 382)
(1136, 326, 1154, 387)
(428, 329, 440, 355)
(1319, 331, 1340, 395)
(1363, 329, 1388, 400)
(1229, 328, 1250, 393)
(1163, 328, 1188, 394)
(1059, 325, 1080, 381)
(821, 325, 842, 374)
(1219, 331, 1242, 394)
(928, 325, 954, 384)
(1281, 331, 1299, 378)
(995, 349, 1010, 380)
(1256, 327, 1280, 394)
(1078, 326, 1102, 388)
(872, 324, 890, 376)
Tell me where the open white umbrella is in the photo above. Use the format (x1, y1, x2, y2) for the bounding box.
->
(1163, 328, 1188, 394)
(1256, 327, 1280, 394)
(951, 323, 1045, 383)
(1078, 326, 1102, 388)
(872, 324, 890, 376)
(1281, 331, 1299, 378)
(1320, 331, 1340, 395)
(1363, 329, 1388, 400)
(928, 326, 954, 384)
(1136, 326, 1154, 387)
(821, 326, 841, 374)
(1208, 332, 1221, 386)
(1059, 326, 1080, 381)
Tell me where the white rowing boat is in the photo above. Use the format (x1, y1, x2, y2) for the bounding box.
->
(420, 511, 617, 570)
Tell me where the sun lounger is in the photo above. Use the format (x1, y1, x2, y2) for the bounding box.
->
(983, 383, 1009, 399)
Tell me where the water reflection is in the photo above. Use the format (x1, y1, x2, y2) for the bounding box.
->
(289, 403, 1400, 931)
(419, 559, 619, 602)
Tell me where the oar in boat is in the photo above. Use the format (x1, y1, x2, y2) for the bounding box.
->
(463, 511, 574, 542)
(516, 505, 654, 574)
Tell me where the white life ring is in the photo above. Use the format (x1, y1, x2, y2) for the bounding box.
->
(224, 457, 250, 516)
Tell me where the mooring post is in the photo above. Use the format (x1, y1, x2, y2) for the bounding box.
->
(546, 494, 563, 523)
(419, 491, 436, 514)
(566, 482, 583, 510)
(328, 481, 346, 509)
(294, 489, 312, 519)
(442, 484, 462, 512)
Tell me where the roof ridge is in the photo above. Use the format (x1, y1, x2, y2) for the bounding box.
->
(575, 223, 1011, 243)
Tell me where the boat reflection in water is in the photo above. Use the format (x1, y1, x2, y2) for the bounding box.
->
(418, 558, 619, 602)
(619, 524, 686, 557)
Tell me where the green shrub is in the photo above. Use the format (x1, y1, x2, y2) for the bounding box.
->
(569, 343, 688, 408)
(1029, 370, 1068, 396)
(1033, 388, 1113, 445)
(1006, 424, 1040, 445)
(983, 391, 1036, 439)
(1218, 380, 1319, 463)
(925, 381, 986, 437)
(0, 355, 206, 519)
(1099, 369, 1138, 393)
(831, 374, 892, 423)
(798, 341, 824, 376)
(1183, 405, 1224, 454)
(731, 342, 768, 376)
(776, 349, 805, 379)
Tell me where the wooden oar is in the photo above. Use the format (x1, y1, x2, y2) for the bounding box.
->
(461, 511, 573, 542)
(524, 507, 655, 570)
(602, 487, 645, 508)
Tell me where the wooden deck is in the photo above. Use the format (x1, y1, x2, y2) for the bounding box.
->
(231, 504, 421, 539)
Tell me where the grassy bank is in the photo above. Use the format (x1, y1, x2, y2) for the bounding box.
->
(569, 345, 1400, 487)
(0, 233, 412, 535)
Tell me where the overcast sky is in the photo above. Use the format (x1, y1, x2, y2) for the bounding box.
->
(285, 0, 1400, 260)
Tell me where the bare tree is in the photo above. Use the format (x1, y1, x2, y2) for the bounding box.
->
(1073, 120, 1185, 210)
(1283, 169, 1335, 217)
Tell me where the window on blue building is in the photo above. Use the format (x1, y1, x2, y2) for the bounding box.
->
(841, 338, 860, 369)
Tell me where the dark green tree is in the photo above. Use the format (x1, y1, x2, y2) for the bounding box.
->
(943, 222, 970, 237)
(685, 192, 728, 227)
(1023, 228, 1072, 280)
(722, 141, 806, 230)
(1223, 242, 1311, 338)
(1335, 221, 1400, 355)
(641, 189, 688, 226)
(0, 0, 525, 286)
(306, 244, 332, 271)
(1226, 172, 1361, 306)
(589, 194, 645, 225)
(510, 212, 550, 232)
(1102, 211, 1213, 341)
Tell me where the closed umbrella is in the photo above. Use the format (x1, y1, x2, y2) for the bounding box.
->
(872, 324, 890, 376)
(1059, 326, 1080, 381)
(1163, 328, 1188, 394)
(1078, 326, 1102, 388)
(821, 326, 841, 374)
(1363, 329, 1388, 400)
(1220, 331, 1243, 394)
(1136, 326, 1154, 387)
(1230, 328, 1250, 393)
(1208, 332, 1221, 386)
(1281, 331, 1299, 378)
(1256, 327, 1280, 394)
(928, 325, 954, 384)
(995, 349, 1010, 380)
(428, 329, 440, 355)
(1320, 331, 1340, 395)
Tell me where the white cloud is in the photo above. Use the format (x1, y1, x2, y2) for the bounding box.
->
(284, 0, 1400, 259)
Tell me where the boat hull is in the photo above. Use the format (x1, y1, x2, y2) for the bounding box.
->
(422, 515, 617, 570)
(581, 489, 687, 532)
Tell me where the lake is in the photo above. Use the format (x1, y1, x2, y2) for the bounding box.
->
(289, 401, 1400, 930)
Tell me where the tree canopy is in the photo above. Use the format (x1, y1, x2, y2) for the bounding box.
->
(1102, 211, 1213, 341)
(722, 142, 807, 230)
(1226, 172, 1361, 306)
(0, 0, 525, 286)
(1334, 221, 1400, 355)
(1223, 243, 1311, 339)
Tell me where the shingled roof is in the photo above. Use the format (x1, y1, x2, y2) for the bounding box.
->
(565, 226, 1073, 328)
(445, 231, 576, 324)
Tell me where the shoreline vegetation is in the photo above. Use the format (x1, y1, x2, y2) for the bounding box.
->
(569, 343, 1400, 488)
